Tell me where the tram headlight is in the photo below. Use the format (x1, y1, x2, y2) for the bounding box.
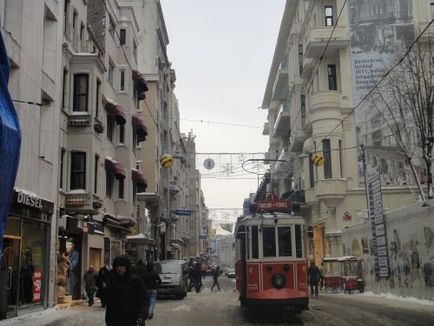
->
(271, 273, 286, 289)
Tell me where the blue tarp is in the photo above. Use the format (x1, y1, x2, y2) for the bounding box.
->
(0, 31, 21, 263)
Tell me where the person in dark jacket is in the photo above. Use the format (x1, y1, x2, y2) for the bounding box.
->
(211, 265, 221, 291)
(96, 266, 109, 308)
(83, 265, 98, 306)
(104, 255, 148, 326)
(308, 262, 321, 297)
(132, 260, 147, 283)
(143, 262, 161, 320)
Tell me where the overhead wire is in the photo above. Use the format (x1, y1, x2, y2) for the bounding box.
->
(289, 0, 348, 134)
(318, 19, 434, 146)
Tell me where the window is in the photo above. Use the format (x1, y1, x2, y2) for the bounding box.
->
(73, 11, 77, 30)
(431, 3, 434, 19)
(108, 15, 115, 38)
(70, 152, 86, 190)
(339, 140, 343, 178)
(309, 153, 315, 188)
(298, 44, 303, 75)
(62, 68, 68, 109)
(80, 23, 84, 41)
(278, 227, 292, 257)
(119, 28, 126, 45)
(327, 64, 337, 91)
(118, 178, 124, 199)
(325, 6, 333, 26)
(94, 155, 99, 194)
(119, 123, 125, 144)
(106, 171, 114, 197)
(73, 74, 89, 112)
(64, 0, 70, 32)
(133, 40, 137, 62)
(96, 79, 101, 118)
(120, 70, 125, 91)
(107, 115, 115, 141)
(246, 227, 250, 259)
(108, 61, 114, 85)
(251, 226, 258, 259)
(295, 225, 303, 258)
(323, 139, 332, 179)
(60, 148, 65, 189)
(300, 95, 306, 128)
(262, 227, 276, 257)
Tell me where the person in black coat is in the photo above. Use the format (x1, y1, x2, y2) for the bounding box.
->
(143, 262, 161, 320)
(308, 262, 321, 297)
(96, 266, 109, 308)
(104, 256, 148, 326)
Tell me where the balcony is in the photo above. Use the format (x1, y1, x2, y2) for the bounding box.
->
(303, 25, 349, 58)
(289, 128, 307, 153)
(301, 58, 315, 79)
(262, 122, 269, 136)
(314, 178, 347, 207)
(271, 62, 289, 101)
(68, 112, 91, 128)
(274, 148, 294, 175)
(310, 91, 341, 123)
(273, 104, 291, 137)
(65, 191, 99, 214)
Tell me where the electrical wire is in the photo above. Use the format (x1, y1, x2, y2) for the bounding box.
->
(12, 99, 43, 107)
(182, 119, 261, 129)
(289, 0, 348, 134)
(318, 19, 434, 145)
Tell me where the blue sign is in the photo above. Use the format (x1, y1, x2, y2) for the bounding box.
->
(175, 209, 192, 216)
(0, 31, 22, 264)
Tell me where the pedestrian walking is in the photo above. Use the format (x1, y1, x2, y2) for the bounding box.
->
(83, 265, 98, 306)
(308, 262, 321, 297)
(104, 255, 148, 326)
(132, 260, 147, 282)
(319, 262, 325, 290)
(211, 265, 221, 291)
(187, 262, 195, 292)
(96, 266, 109, 308)
(143, 262, 162, 320)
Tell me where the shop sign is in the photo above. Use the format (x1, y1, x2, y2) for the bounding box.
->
(32, 267, 42, 302)
(13, 189, 54, 213)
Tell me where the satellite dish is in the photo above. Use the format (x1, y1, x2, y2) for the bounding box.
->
(203, 158, 215, 170)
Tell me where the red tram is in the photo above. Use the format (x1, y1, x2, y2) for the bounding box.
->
(234, 209, 309, 313)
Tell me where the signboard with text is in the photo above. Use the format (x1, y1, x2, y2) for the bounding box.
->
(32, 267, 42, 302)
(367, 174, 390, 278)
(175, 209, 192, 216)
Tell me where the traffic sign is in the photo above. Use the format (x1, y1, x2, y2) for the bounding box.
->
(175, 209, 192, 216)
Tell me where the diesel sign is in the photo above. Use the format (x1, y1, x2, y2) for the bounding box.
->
(16, 191, 43, 208)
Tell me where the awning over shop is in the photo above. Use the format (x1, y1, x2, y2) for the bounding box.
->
(105, 158, 126, 179)
(132, 168, 148, 186)
(117, 216, 136, 228)
(132, 114, 148, 142)
(126, 233, 156, 247)
(103, 214, 130, 232)
(104, 99, 126, 124)
(132, 70, 149, 92)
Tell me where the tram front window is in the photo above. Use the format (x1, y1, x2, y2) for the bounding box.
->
(262, 227, 276, 257)
(278, 227, 292, 256)
(251, 226, 258, 259)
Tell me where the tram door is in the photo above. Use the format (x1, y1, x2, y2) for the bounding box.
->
(237, 226, 247, 297)
(0, 236, 21, 319)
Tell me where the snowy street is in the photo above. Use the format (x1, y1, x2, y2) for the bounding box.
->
(1, 277, 434, 326)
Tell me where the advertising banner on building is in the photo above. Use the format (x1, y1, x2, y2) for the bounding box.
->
(349, 0, 416, 188)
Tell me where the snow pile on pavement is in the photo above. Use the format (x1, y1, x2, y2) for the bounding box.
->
(360, 291, 434, 307)
(173, 304, 192, 312)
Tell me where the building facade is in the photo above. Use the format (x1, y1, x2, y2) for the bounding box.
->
(261, 0, 431, 267)
(0, 0, 207, 319)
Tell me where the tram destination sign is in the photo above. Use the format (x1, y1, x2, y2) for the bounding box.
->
(257, 194, 291, 212)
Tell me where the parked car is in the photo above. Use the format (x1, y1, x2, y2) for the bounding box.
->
(226, 268, 235, 278)
(156, 260, 189, 299)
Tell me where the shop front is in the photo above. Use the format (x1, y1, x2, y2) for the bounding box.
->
(0, 189, 54, 320)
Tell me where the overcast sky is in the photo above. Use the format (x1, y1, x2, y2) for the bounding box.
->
(160, 0, 285, 217)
